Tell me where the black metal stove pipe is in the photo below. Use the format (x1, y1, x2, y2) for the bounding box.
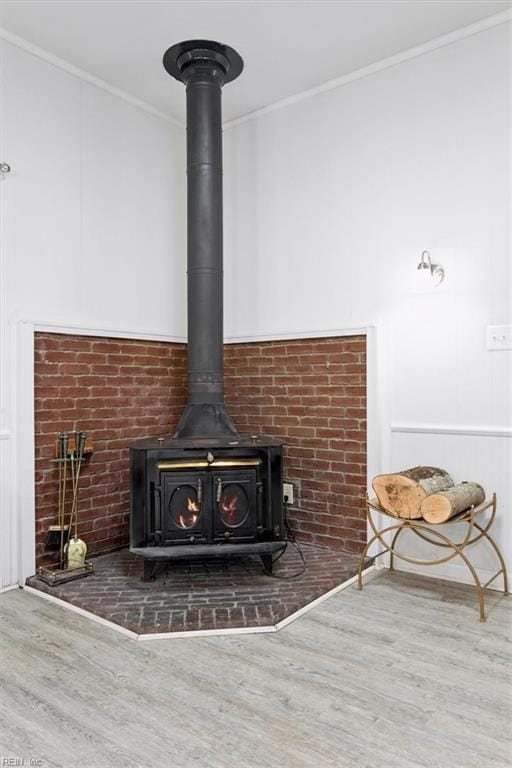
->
(163, 41, 243, 438)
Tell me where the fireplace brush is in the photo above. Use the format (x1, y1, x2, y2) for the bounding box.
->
(45, 432, 72, 551)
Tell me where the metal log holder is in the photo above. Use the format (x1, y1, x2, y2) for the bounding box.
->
(357, 493, 508, 621)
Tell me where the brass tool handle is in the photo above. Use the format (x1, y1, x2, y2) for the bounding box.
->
(78, 431, 86, 461)
(62, 432, 69, 461)
(58, 431, 66, 460)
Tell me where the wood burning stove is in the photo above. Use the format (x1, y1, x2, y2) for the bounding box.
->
(131, 438, 284, 579)
(130, 40, 285, 578)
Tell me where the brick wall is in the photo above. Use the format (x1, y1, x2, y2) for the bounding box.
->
(34, 334, 187, 567)
(224, 336, 367, 552)
(34, 333, 366, 568)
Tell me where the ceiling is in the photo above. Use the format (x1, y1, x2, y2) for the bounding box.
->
(1, 1, 510, 122)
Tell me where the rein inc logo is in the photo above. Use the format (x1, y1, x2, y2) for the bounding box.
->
(2, 760, 43, 766)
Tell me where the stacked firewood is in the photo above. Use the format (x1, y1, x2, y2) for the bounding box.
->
(372, 466, 485, 522)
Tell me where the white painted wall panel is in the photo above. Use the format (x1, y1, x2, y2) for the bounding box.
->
(1, 22, 510, 586)
(224, 22, 512, 575)
(0, 41, 186, 587)
(0, 433, 14, 588)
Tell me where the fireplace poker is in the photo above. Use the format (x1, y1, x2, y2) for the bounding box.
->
(57, 431, 64, 540)
(67, 432, 77, 540)
(65, 431, 87, 569)
(68, 429, 83, 536)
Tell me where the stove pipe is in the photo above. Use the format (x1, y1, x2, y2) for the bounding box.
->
(163, 40, 243, 439)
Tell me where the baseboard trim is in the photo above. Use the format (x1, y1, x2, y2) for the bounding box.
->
(381, 562, 509, 592)
(22, 585, 140, 639)
(273, 565, 376, 631)
(0, 583, 19, 594)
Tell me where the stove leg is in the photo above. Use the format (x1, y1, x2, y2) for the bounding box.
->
(260, 553, 273, 574)
(142, 559, 158, 582)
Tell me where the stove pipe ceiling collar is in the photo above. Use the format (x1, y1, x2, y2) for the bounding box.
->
(163, 40, 243, 439)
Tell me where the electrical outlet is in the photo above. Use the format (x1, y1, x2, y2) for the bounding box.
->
(283, 483, 294, 505)
(487, 325, 512, 351)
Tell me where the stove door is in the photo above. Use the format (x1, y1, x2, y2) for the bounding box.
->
(161, 471, 210, 545)
(212, 470, 258, 543)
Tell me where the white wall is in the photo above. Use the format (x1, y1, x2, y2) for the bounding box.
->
(223, 22, 512, 581)
(0, 41, 186, 587)
(1, 21, 510, 590)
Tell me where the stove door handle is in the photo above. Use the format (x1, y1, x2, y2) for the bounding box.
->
(256, 481, 263, 528)
(216, 477, 222, 503)
(197, 478, 202, 509)
(152, 484, 162, 545)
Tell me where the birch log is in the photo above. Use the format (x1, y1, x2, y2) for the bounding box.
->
(421, 482, 485, 524)
(372, 466, 454, 519)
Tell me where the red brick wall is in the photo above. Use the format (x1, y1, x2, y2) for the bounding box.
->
(224, 336, 367, 552)
(34, 333, 366, 567)
(34, 334, 187, 567)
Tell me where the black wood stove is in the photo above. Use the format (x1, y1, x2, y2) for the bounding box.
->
(130, 40, 285, 579)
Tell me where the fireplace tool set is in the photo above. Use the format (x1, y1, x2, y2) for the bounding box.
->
(38, 430, 94, 586)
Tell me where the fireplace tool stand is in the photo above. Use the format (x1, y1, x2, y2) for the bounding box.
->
(38, 431, 94, 586)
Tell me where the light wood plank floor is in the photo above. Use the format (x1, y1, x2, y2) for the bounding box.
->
(1, 570, 511, 768)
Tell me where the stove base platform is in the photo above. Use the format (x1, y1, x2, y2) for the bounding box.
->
(131, 541, 286, 580)
(26, 545, 368, 636)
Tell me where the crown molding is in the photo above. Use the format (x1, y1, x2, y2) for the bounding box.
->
(3, 10, 510, 132)
(224, 9, 512, 130)
(0, 27, 183, 128)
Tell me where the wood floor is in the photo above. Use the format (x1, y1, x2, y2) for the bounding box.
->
(1, 570, 511, 768)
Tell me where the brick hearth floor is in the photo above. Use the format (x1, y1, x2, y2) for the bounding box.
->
(26, 544, 365, 635)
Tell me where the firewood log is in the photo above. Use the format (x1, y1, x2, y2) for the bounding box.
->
(421, 482, 485, 524)
(372, 466, 454, 519)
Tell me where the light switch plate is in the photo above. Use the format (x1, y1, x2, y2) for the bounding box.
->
(283, 483, 294, 504)
(487, 325, 512, 351)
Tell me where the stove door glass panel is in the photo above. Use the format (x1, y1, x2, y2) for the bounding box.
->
(161, 471, 210, 544)
(218, 484, 249, 528)
(170, 485, 200, 530)
(213, 470, 258, 543)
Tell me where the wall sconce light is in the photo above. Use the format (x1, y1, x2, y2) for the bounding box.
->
(417, 250, 445, 286)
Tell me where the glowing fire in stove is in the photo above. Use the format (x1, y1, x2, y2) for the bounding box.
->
(178, 497, 199, 529)
(221, 494, 238, 525)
